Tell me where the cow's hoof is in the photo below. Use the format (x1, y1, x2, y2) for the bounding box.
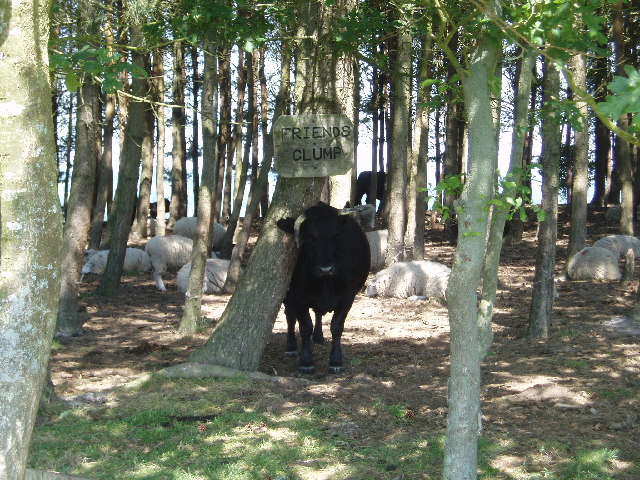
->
(328, 365, 345, 374)
(312, 336, 325, 344)
(299, 365, 315, 374)
(284, 351, 298, 358)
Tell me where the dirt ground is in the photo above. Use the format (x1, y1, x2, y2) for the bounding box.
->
(51, 206, 640, 477)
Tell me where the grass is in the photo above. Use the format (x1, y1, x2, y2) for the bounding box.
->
(29, 375, 637, 480)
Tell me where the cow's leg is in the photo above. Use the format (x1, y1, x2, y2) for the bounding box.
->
(283, 299, 298, 357)
(298, 309, 315, 374)
(312, 310, 324, 344)
(328, 304, 351, 374)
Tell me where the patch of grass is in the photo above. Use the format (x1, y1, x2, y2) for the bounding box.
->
(565, 359, 590, 371)
(29, 376, 636, 480)
(594, 387, 638, 399)
(309, 403, 338, 418)
(560, 448, 619, 479)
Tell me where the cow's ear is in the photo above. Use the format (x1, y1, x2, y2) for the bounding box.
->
(277, 217, 296, 234)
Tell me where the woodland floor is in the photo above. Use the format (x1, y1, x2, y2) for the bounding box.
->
(49, 206, 640, 478)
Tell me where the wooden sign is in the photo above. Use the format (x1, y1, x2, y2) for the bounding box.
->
(273, 114, 355, 178)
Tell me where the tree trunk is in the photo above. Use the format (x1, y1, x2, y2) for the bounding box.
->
(613, 0, 633, 235)
(179, 44, 219, 333)
(566, 52, 589, 260)
(0, 0, 63, 474)
(133, 99, 155, 239)
(329, 4, 357, 209)
(442, 2, 501, 477)
(219, 48, 250, 259)
(169, 40, 187, 228)
(153, 48, 167, 235)
(216, 47, 232, 224)
(591, 52, 611, 206)
(56, 1, 101, 336)
(189, 0, 345, 371)
(96, 28, 148, 296)
(477, 47, 536, 357)
(406, 33, 432, 260)
(443, 33, 462, 243)
(384, 19, 411, 267)
(191, 46, 201, 213)
(223, 41, 292, 293)
(528, 59, 561, 338)
(88, 90, 115, 249)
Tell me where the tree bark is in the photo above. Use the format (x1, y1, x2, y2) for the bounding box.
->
(613, 0, 633, 235)
(591, 52, 611, 206)
(477, 47, 536, 357)
(0, 0, 63, 474)
(56, 0, 101, 336)
(216, 47, 232, 224)
(133, 96, 155, 239)
(329, 1, 357, 209)
(96, 27, 148, 297)
(528, 59, 561, 338)
(442, 2, 501, 477)
(384, 18, 411, 267)
(169, 40, 187, 228)
(566, 52, 589, 260)
(88, 2, 116, 250)
(153, 48, 167, 235)
(191, 46, 201, 213)
(406, 33, 432, 261)
(219, 48, 250, 259)
(179, 44, 219, 333)
(223, 41, 292, 293)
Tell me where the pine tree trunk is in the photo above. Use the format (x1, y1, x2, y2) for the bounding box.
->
(191, 46, 201, 213)
(384, 21, 411, 267)
(216, 48, 232, 224)
(0, 0, 63, 473)
(223, 41, 292, 293)
(613, 0, 633, 235)
(153, 48, 167, 236)
(219, 48, 250, 259)
(406, 33, 432, 260)
(56, 1, 101, 335)
(134, 103, 155, 239)
(591, 52, 611, 206)
(169, 40, 187, 228)
(96, 28, 148, 297)
(528, 59, 561, 338)
(179, 45, 219, 333)
(329, 4, 357, 209)
(567, 52, 589, 260)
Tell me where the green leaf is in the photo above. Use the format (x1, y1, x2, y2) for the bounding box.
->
(64, 72, 81, 92)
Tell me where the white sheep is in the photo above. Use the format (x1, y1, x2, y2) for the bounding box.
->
(592, 235, 640, 259)
(144, 235, 194, 291)
(566, 246, 621, 281)
(339, 204, 376, 231)
(365, 229, 388, 272)
(176, 258, 232, 294)
(173, 217, 226, 248)
(81, 248, 152, 281)
(365, 260, 451, 300)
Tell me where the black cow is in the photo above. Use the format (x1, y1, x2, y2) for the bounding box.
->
(277, 202, 371, 374)
(149, 198, 170, 219)
(355, 171, 386, 207)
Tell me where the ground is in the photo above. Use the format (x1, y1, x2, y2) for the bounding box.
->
(49, 207, 639, 478)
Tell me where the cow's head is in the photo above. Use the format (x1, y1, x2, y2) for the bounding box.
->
(278, 202, 350, 278)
